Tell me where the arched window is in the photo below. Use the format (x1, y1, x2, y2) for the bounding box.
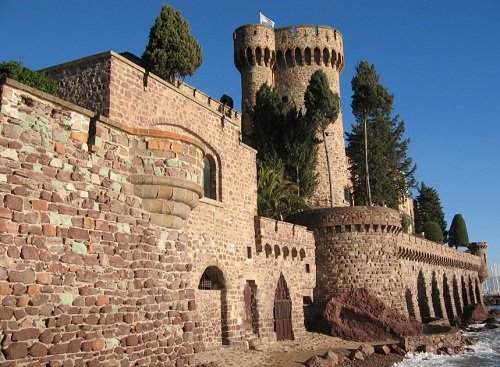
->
(203, 155, 216, 200)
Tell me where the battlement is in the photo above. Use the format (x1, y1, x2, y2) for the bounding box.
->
(43, 51, 241, 130)
(398, 235, 482, 271)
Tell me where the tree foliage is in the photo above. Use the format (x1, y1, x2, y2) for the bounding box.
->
(249, 83, 319, 199)
(0, 60, 57, 95)
(304, 70, 340, 206)
(422, 221, 445, 244)
(346, 61, 416, 209)
(414, 182, 447, 240)
(448, 214, 469, 249)
(142, 4, 202, 83)
(257, 164, 308, 220)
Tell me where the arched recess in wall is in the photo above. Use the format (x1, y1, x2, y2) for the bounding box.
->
(474, 278, 482, 304)
(295, 48, 302, 66)
(417, 271, 431, 322)
(431, 271, 444, 318)
(453, 276, 463, 316)
(203, 155, 217, 200)
(285, 49, 294, 68)
(442, 274, 455, 322)
(198, 266, 230, 345)
(255, 47, 262, 66)
(405, 288, 417, 318)
(322, 48, 330, 66)
(468, 276, 477, 304)
(304, 47, 311, 65)
(461, 276, 470, 307)
(314, 47, 321, 66)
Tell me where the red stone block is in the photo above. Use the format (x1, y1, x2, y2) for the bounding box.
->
(42, 224, 57, 237)
(0, 282, 11, 295)
(54, 142, 66, 154)
(69, 132, 89, 143)
(12, 328, 41, 341)
(21, 246, 39, 260)
(96, 295, 110, 306)
(92, 339, 105, 351)
(0, 219, 7, 233)
(4, 194, 23, 211)
(5, 342, 29, 359)
(29, 342, 48, 357)
(31, 200, 48, 211)
(27, 285, 41, 295)
(68, 227, 90, 241)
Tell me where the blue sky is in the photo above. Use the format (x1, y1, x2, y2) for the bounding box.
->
(3, 1, 500, 268)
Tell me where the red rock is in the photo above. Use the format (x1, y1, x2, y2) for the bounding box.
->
(323, 288, 423, 342)
(6, 342, 29, 359)
(4, 194, 23, 211)
(29, 342, 48, 357)
(460, 304, 489, 324)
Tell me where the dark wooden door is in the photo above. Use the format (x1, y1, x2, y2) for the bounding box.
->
(274, 274, 293, 340)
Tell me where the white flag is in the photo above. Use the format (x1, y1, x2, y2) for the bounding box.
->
(259, 11, 275, 27)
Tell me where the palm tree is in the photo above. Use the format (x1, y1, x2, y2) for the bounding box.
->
(257, 164, 309, 220)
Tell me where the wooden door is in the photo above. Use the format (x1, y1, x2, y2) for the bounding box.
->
(274, 273, 293, 340)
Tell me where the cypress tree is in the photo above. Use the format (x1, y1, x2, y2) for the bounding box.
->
(346, 61, 416, 209)
(142, 4, 202, 83)
(422, 221, 445, 244)
(448, 214, 470, 249)
(304, 70, 340, 206)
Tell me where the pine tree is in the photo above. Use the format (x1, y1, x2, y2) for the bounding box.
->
(346, 61, 416, 209)
(142, 4, 202, 83)
(414, 182, 447, 240)
(304, 70, 340, 207)
(448, 214, 470, 249)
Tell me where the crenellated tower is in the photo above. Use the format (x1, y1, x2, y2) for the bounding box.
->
(234, 24, 350, 207)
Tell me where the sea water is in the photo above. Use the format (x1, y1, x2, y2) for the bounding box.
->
(393, 308, 500, 367)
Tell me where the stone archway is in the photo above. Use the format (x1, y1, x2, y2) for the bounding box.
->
(417, 271, 431, 321)
(196, 266, 229, 346)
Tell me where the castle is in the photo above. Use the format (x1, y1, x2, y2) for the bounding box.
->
(0, 22, 487, 367)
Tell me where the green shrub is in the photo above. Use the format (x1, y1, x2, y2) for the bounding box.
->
(448, 214, 469, 249)
(0, 60, 57, 95)
(422, 221, 444, 244)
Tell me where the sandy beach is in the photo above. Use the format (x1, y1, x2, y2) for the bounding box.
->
(192, 332, 405, 367)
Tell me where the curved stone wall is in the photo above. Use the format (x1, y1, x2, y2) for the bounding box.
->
(287, 206, 486, 322)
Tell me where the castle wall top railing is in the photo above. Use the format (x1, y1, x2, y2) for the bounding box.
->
(42, 51, 242, 129)
(398, 234, 482, 271)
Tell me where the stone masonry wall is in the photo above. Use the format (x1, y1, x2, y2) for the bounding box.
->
(287, 206, 485, 323)
(252, 217, 316, 342)
(0, 79, 200, 366)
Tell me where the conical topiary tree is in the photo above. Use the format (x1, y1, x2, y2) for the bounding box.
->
(142, 4, 202, 83)
(422, 221, 444, 244)
(448, 214, 469, 249)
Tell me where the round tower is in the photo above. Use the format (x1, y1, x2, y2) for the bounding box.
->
(233, 24, 276, 140)
(469, 242, 489, 283)
(234, 23, 350, 208)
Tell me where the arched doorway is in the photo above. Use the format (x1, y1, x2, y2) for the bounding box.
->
(274, 273, 293, 340)
(197, 266, 229, 346)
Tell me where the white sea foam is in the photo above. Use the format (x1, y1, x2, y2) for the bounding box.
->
(393, 328, 500, 367)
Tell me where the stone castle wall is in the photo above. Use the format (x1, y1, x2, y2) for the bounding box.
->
(234, 24, 350, 208)
(287, 206, 485, 323)
(0, 79, 201, 366)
